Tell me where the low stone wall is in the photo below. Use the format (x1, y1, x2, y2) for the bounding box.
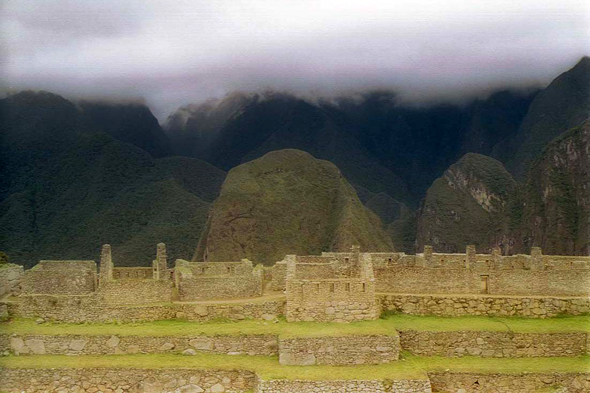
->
(270, 261, 287, 291)
(98, 279, 173, 305)
(428, 372, 590, 393)
(379, 293, 590, 318)
(286, 278, 379, 322)
(400, 331, 588, 358)
(256, 379, 432, 393)
(0, 264, 23, 297)
(3, 333, 278, 356)
(0, 367, 256, 393)
(177, 275, 262, 301)
(14, 295, 285, 323)
(20, 260, 97, 295)
(278, 335, 399, 365)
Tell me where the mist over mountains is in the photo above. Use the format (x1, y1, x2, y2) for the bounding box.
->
(1, 57, 589, 267)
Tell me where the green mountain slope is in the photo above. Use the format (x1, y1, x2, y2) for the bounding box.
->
(79, 101, 171, 158)
(416, 121, 590, 255)
(416, 153, 518, 253)
(519, 121, 590, 255)
(494, 57, 590, 179)
(194, 149, 394, 265)
(0, 91, 225, 267)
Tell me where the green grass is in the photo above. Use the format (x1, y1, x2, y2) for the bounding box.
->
(0, 353, 588, 380)
(2, 314, 588, 338)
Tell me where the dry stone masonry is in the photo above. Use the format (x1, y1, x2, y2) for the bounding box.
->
(285, 246, 381, 322)
(278, 334, 400, 365)
(256, 378, 432, 393)
(2, 243, 590, 392)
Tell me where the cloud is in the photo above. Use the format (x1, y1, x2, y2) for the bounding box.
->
(1, 0, 589, 119)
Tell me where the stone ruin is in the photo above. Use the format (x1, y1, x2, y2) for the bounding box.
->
(2, 243, 590, 392)
(2, 243, 589, 324)
(284, 245, 380, 322)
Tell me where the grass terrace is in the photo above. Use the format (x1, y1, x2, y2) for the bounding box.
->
(1, 314, 589, 338)
(0, 353, 589, 381)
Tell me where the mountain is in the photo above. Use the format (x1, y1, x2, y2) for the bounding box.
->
(0, 91, 225, 268)
(194, 149, 394, 265)
(519, 121, 590, 255)
(363, 192, 417, 253)
(166, 88, 537, 208)
(415, 153, 518, 253)
(79, 101, 171, 158)
(416, 122, 590, 255)
(493, 57, 590, 179)
(319, 90, 536, 201)
(165, 92, 412, 204)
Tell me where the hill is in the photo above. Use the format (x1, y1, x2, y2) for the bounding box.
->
(79, 101, 171, 158)
(415, 122, 590, 254)
(194, 149, 394, 264)
(415, 153, 518, 253)
(494, 57, 590, 179)
(0, 91, 225, 267)
(519, 121, 590, 255)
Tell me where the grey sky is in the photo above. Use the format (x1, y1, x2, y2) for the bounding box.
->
(1, 0, 589, 120)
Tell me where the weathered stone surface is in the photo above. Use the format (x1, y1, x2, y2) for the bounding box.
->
(189, 338, 213, 351)
(24, 338, 45, 354)
(9, 337, 28, 354)
(279, 335, 400, 365)
(68, 339, 87, 351)
(400, 331, 588, 358)
(106, 335, 120, 348)
(179, 384, 204, 393)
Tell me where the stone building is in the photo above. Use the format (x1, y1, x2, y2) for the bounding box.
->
(285, 246, 380, 322)
(174, 259, 263, 301)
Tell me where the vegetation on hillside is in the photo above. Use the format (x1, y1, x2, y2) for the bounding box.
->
(195, 149, 393, 265)
(416, 153, 517, 253)
(0, 91, 226, 267)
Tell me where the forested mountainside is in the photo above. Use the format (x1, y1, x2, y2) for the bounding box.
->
(416, 121, 590, 255)
(1, 58, 588, 268)
(0, 91, 225, 267)
(195, 149, 394, 265)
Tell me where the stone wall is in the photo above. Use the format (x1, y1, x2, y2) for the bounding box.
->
(271, 260, 288, 291)
(3, 333, 277, 356)
(0, 367, 256, 393)
(373, 266, 590, 296)
(0, 264, 23, 297)
(175, 260, 263, 301)
(400, 331, 588, 358)
(112, 267, 153, 280)
(20, 260, 97, 295)
(286, 278, 379, 322)
(14, 294, 285, 323)
(428, 372, 590, 393)
(285, 251, 380, 323)
(278, 335, 399, 365)
(379, 293, 590, 318)
(98, 280, 173, 305)
(256, 378, 432, 393)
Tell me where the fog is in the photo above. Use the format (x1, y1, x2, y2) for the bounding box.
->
(1, 0, 588, 120)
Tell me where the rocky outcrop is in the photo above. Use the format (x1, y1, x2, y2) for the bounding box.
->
(518, 121, 590, 255)
(417, 122, 590, 255)
(416, 153, 517, 253)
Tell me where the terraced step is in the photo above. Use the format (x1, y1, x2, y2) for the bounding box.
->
(1, 315, 588, 360)
(1, 353, 589, 392)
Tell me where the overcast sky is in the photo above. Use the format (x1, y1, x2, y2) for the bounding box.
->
(1, 0, 589, 120)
